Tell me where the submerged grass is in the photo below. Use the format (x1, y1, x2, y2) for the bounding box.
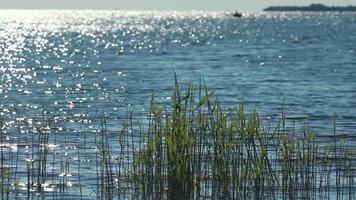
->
(0, 77, 356, 199)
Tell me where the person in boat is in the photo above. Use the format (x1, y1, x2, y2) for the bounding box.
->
(233, 11, 243, 18)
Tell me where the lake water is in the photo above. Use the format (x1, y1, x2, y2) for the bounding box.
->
(1, 10, 356, 198)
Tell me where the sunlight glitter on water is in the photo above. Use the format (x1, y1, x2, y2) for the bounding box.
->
(0, 10, 356, 198)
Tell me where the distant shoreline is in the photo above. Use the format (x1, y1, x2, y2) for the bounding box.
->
(264, 3, 356, 12)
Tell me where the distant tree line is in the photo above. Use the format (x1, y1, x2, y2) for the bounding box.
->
(264, 3, 356, 12)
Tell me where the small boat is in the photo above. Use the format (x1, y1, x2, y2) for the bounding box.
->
(233, 11, 243, 18)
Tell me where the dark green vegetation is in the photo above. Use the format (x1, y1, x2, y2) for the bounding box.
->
(1, 78, 356, 199)
(264, 4, 356, 12)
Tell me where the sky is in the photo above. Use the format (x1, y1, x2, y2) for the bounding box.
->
(0, 0, 355, 12)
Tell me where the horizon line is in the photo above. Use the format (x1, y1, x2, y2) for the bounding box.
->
(0, 8, 256, 12)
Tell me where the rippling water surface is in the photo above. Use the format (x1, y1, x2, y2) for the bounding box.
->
(1, 10, 356, 198)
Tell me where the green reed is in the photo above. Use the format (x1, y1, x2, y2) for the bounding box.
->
(0, 78, 356, 199)
(125, 78, 356, 199)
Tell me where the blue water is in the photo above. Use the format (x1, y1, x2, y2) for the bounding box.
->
(1, 10, 356, 198)
(1, 11, 356, 130)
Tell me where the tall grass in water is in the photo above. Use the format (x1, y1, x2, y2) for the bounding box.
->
(0, 78, 356, 199)
(128, 78, 356, 199)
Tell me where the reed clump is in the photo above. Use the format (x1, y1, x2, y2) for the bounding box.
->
(0, 78, 355, 199)
(126, 78, 356, 199)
